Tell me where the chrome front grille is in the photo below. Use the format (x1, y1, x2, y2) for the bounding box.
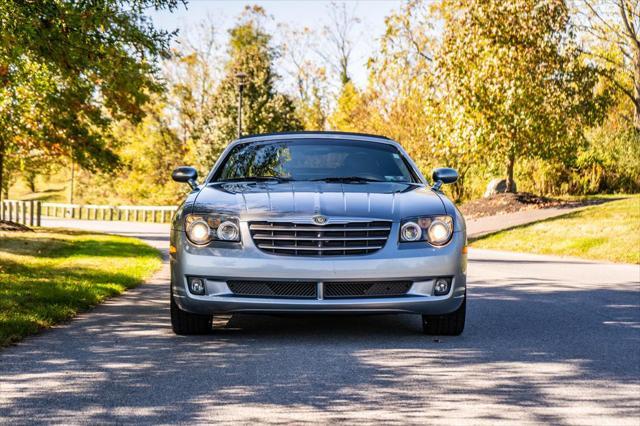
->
(249, 220, 392, 256)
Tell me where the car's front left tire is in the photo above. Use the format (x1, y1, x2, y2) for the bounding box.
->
(422, 296, 466, 336)
(170, 293, 212, 335)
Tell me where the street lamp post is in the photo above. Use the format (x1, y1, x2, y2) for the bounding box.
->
(69, 147, 74, 204)
(69, 157, 74, 204)
(235, 72, 247, 138)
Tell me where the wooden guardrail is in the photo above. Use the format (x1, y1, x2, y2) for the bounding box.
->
(1, 200, 42, 226)
(1, 200, 176, 224)
(40, 202, 177, 223)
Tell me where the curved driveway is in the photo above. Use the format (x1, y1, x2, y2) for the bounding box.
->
(0, 218, 638, 424)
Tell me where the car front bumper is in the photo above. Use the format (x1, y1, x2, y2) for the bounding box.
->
(171, 223, 467, 315)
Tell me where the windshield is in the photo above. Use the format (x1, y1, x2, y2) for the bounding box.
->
(212, 139, 416, 183)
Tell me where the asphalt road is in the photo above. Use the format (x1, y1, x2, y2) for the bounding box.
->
(0, 219, 639, 424)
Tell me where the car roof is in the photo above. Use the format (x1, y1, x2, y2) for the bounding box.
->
(236, 131, 394, 143)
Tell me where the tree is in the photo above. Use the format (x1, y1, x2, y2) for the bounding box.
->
(576, 0, 640, 130)
(279, 24, 330, 130)
(328, 81, 367, 131)
(164, 22, 223, 176)
(361, 0, 438, 166)
(0, 58, 55, 198)
(75, 96, 189, 205)
(328, 1, 478, 200)
(438, 0, 608, 192)
(205, 6, 302, 166)
(318, 2, 361, 87)
(0, 0, 180, 200)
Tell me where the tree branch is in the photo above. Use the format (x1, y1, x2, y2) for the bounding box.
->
(581, 0, 628, 41)
(577, 23, 633, 60)
(596, 66, 636, 102)
(618, 0, 640, 50)
(578, 46, 628, 72)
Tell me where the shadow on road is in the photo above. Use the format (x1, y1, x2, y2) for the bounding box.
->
(1, 251, 638, 423)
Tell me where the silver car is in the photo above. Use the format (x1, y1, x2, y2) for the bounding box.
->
(170, 132, 467, 335)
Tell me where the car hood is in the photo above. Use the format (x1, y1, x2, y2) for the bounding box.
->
(192, 181, 446, 222)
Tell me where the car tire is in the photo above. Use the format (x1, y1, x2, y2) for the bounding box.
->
(170, 293, 212, 335)
(422, 296, 466, 336)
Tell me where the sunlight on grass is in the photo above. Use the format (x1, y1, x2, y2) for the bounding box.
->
(0, 229, 162, 346)
(472, 196, 640, 264)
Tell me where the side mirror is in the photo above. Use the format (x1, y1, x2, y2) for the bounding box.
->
(432, 168, 458, 191)
(172, 166, 199, 190)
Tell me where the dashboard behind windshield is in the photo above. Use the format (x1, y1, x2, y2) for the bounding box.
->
(211, 139, 417, 183)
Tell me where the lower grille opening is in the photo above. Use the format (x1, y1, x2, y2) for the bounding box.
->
(226, 280, 413, 299)
(227, 280, 317, 298)
(324, 281, 412, 298)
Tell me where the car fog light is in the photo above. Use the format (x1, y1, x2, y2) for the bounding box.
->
(434, 278, 451, 296)
(189, 277, 206, 295)
(217, 221, 240, 241)
(401, 221, 422, 242)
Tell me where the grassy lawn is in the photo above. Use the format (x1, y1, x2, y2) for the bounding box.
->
(0, 229, 162, 347)
(472, 195, 640, 264)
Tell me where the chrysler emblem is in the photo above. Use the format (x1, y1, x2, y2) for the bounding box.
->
(312, 215, 328, 225)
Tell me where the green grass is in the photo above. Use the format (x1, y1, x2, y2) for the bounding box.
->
(16, 187, 68, 202)
(0, 229, 162, 346)
(8, 173, 69, 202)
(472, 195, 640, 264)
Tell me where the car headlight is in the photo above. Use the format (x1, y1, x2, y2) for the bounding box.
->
(186, 219, 211, 244)
(399, 215, 453, 246)
(185, 214, 240, 245)
(217, 221, 240, 241)
(400, 221, 423, 242)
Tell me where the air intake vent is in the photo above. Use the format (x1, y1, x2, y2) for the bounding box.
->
(324, 281, 412, 298)
(227, 280, 317, 298)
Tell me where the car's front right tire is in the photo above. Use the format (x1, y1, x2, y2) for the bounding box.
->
(170, 293, 212, 335)
(422, 296, 466, 336)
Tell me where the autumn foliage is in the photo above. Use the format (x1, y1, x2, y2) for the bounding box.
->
(2, 1, 638, 204)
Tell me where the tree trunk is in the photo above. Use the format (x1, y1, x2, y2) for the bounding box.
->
(619, 0, 640, 131)
(506, 154, 516, 193)
(0, 137, 4, 202)
(26, 171, 36, 193)
(634, 47, 640, 131)
(452, 174, 464, 202)
(340, 60, 349, 86)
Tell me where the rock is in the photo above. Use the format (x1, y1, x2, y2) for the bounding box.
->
(484, 178, 516, 198)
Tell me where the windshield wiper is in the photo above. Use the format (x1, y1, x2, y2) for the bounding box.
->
(311, 176, 386, 183)
(217, 176, 295, 183)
